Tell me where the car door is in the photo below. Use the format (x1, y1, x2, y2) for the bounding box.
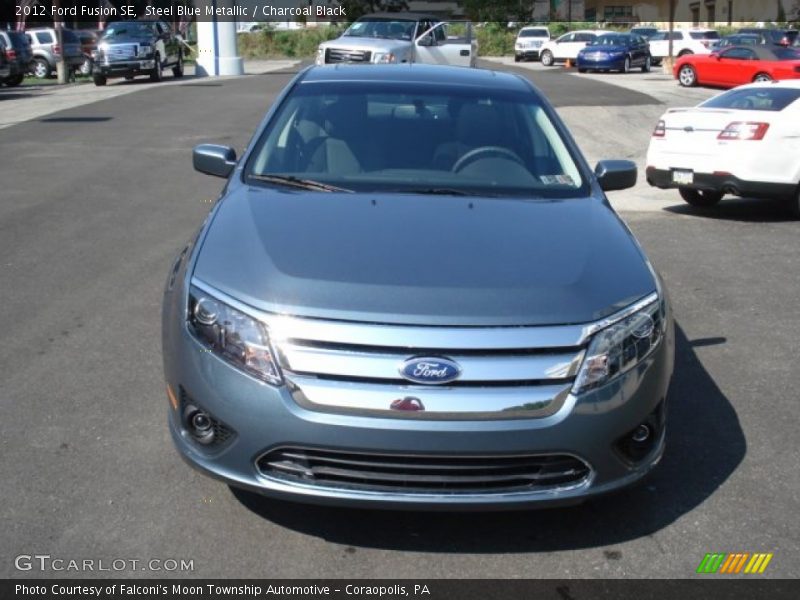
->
(414, 21, 474, 67)
(550, 33, 575, 60)
(0, 38, 9, 80)
(568, 33, 596, 59)
(712, 47, 755, 86)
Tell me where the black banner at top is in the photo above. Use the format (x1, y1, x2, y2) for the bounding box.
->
(4, 0, 800, 27)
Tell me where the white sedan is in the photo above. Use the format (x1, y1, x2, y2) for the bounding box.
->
(645, 80, 800, 215)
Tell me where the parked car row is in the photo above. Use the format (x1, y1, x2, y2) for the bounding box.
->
(0, 19, 183, 87)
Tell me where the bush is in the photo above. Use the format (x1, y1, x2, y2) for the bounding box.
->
(237, 27, 344, 59)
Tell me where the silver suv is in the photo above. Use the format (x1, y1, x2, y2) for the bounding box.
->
(26, 28, 83, 79)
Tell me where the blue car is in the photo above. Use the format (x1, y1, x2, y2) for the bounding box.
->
(577, 33, 652, 73)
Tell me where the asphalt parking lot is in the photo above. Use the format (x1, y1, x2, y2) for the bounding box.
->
(1, 59, 798, 579)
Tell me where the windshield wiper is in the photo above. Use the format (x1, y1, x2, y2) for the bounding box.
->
(395, 187, 486, 197)
(248, 174, 352, 193)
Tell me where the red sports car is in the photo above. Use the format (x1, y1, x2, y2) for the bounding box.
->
(674, 45, 800, 88)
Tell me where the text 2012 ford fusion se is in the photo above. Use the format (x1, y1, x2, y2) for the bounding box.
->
(162, 65, 674, 509)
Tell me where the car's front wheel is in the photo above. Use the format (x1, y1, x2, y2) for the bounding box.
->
(678, 64, 697, 87)
(150, 53, 163, 82)
(753, 72, 772, 83)
(93, 74, 107, 86)
(642, 56, 651, 72)
(789, 184, 800, 219)
(679, 188, 723, 207)
(540, 50, 554, 66)
(622, 56, 631, 73)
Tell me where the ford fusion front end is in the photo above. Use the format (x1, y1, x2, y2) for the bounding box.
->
(162, 65, 674, 509)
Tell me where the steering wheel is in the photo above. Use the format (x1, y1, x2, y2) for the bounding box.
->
(452, 146, 525, 172)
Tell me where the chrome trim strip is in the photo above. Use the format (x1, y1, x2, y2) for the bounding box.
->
(287, 375, 573, 420)
(275, 341, 585, 383)
(190, 279, 658, 349)
(254, 446, 594, 499)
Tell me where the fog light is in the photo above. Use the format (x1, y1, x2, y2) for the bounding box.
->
(184, 404, 215, 445)
(631, 424, 651, 443)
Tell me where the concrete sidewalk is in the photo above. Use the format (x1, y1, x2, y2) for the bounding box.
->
(0, 59, 300, 130)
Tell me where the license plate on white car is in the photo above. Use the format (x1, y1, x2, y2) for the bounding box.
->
(672, 170, 694, 185)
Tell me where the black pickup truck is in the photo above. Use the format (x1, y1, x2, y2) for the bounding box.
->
(92, 20, 183, 86)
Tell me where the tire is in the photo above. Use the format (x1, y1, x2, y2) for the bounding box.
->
(31, 58, 51, 79)
(578, 68, 587, 73)
(172, 52, 184, 78)
(514, 55, 521, 63)
(150, 53, 163, 82)
(541, 50, 554, 67)
(622, 56, 631, 73)
(679, 188, 723, 207)
(93, 74, 107, 86)
(124, 75, 134, 81)
(678, 64, 697, 87)
(789, 186, 800, 220)
(753, 72, 772, 83)
(678, 49, 693, 57)
(642, 55, 651, 73)
(4, 74, 24, 87)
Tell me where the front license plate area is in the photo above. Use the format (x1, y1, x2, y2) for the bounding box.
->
(672, 169, 694, 185)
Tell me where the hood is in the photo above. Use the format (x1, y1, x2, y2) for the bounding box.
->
(193, 186, 656, 327)
(320, 37, 411, 52)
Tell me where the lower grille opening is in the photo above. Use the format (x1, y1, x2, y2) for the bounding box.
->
(256, 447, 591, 494)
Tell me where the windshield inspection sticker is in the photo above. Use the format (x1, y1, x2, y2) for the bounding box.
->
(540, 174, 575, 186)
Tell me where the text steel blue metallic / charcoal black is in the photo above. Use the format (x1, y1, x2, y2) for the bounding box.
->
(162, 64, 675, 510)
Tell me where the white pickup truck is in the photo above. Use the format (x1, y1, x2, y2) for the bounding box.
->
(316, 13, 476, 67)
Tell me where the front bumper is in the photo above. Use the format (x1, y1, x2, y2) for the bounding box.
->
(163, 298, 674, 510)
(577, 55, 626, 70)
(646, 167, 796, 200)
(94, 59, 155, 78)
(515, 49, 542, 60)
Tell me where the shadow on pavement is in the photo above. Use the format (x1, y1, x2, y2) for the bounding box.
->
(232, 323, 745, 552)
(665, 197, 797, 223)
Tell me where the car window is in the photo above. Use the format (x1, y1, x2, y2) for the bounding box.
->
(773, 47, 800, 59)
(595, 34, 627, 46)
(557, 33, 574, 43)
(519, 29, 548, 38)
(720, 47, 755, 60)
(690, 31, 719, 39)
(246, 82, 587, 198)
(36, 31, 54, 44)
(575, 33, 597, 43)
(344, 18, 416, 41)
(701, 87, 800, 111)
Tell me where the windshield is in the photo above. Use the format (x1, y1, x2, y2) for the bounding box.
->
(101, 22, 156, 40)
(594, 35, 628, 46)
(245, 82, 586, 198)
(519, 29, 548, 38)
(343, 19, 417, 40)
(701, 87, 800, 111)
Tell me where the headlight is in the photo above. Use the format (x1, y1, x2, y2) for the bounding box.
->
(372, 52, 396, 64)
(138, 44, 152, 56)
(188, 286, 283, 386)
(572, 297, 664, 394)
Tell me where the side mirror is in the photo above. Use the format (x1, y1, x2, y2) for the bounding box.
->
(417, 34, 434, 47)
(595, 160, 637, 191)
(193, 144, 236, 178)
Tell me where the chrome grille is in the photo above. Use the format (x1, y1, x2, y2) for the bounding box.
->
(107, 43, 137, 59)
(257, 447, 591, 494)
(325, 48, 372, 63)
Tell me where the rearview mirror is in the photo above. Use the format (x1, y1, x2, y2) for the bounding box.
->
(595, 160, 637, 191)
(193, 144, 236, 178)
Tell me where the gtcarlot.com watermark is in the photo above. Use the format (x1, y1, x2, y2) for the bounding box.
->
(14, 554, 194, 573)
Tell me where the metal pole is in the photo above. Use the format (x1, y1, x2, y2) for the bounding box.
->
(53, 0, 67, 84)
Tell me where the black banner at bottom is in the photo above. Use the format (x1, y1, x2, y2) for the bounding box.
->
(2, 580, 799, 600)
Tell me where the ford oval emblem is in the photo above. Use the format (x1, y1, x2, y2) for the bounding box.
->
(399, 357, 461, 385)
